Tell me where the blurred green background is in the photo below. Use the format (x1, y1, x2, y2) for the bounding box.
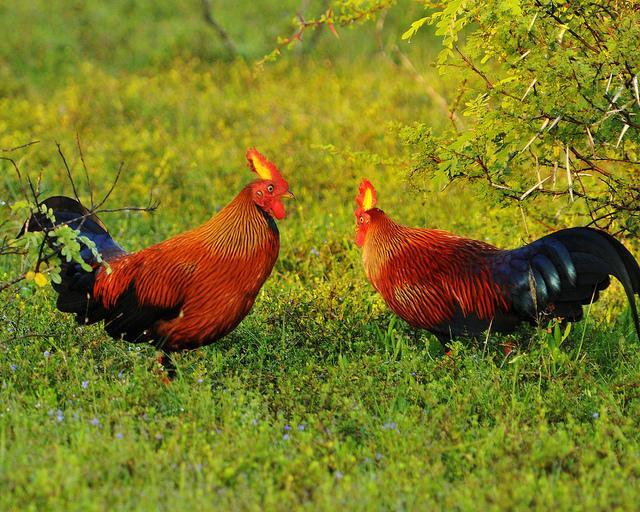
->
(0, 0, 436, 93)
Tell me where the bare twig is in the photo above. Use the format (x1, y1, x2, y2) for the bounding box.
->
(534, 0, 598, 53)
(1, 143, 157, 295)
(392, 44, 459, 126)
(202, 0, 238, 57)
(76, 133, 94, 208)
(92, 161, 125, 211)
(0, 155, 31, 203)
(301, 0, 330, 53)
(454, 46, 494, 89)
(0, 274, 26, 293)
(56, 142, 81, 204)
(258, 3, 385, 66)
(1, 140, 40, 152)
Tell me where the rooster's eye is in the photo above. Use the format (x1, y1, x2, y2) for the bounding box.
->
(267, 184, 274, 193)
(359, 216, 364, 224)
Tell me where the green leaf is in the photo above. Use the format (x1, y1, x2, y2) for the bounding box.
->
(401, 17, 428, 41)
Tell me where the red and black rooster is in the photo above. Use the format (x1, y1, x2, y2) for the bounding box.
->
(354, 179, 640, 345)
(24, 148, 293, 372)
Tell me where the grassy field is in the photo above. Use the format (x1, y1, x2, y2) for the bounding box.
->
(1, 2, 640, 510)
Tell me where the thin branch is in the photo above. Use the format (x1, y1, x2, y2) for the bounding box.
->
(56, 142, 81, 204)
(201, 0, 238, 57)
(392, 44, 460, 127)
(1, 140, 40, 152)
(454, 46, 494, 89)
(0, 156, 30, 203)
(97, 205, 159, 215)
(93, 161, 125, 211)
(569, 146, 613, 178)
(301, 0, 330, 53)
(258, 3, 386, 66)
(534, 0, 598, 53)
(76, 133, 94, 208)
(0, 274, 25, 293)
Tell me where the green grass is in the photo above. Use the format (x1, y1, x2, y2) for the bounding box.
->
(1, 2, 640, 510)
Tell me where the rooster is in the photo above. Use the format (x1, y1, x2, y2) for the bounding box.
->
(23, 148, 293, 373)
(354, 178, 640, 346)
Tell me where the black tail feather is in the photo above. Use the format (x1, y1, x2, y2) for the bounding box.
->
(550, 228, 640, 339)
(497, 227, 640, 340)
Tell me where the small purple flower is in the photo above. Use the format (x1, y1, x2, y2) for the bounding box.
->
(56, 409, 64, 422)
(117, 371, 124, 380)
(375, 453, 383, 461)
(282, 434, 290, 441)
(335, 471, 344, 480)
(43, 351, 50, 358)
(10, 364, 16, 372)
(592, 412, 599, 419)
(382, 422, 398, 431)
(284, 424, 291, 431)
(90, 417, 100, 426)
(81, 381, 89, 389)
(310, 248, 320, 256)
(116, 432, 123, 439)
(252, 419, 259, 426)
(197, 378, 203, 383)
(297, 424, 305, 431)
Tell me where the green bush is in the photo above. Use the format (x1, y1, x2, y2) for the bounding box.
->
(319, 0, 640, 235)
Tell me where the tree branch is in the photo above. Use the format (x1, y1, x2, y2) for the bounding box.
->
(202, 0, 238, 57)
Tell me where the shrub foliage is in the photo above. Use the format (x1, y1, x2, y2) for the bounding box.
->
(312, 0, 640, 234)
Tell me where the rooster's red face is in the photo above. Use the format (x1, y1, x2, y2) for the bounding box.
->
(355, 210, 372, 247)
(251, 180, 293, 220)
(355, 178, 377, 247)
(247, 148, 293, 220)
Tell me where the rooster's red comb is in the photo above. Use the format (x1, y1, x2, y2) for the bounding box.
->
(356, 178, 377, 213)
(246, 148, 287, 187)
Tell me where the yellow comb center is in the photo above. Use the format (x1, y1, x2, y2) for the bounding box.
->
(249, 155, 273, 181)
(362, 188, 374, 210)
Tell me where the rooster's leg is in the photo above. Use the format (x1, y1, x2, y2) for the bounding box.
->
(157, 351, 177, 382)
(500, 341, 514, 358)
(435, 335, 457, 367)
(437, 350, 457, 369)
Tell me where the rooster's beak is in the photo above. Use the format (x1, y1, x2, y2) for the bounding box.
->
(282, 190, 295, 200)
